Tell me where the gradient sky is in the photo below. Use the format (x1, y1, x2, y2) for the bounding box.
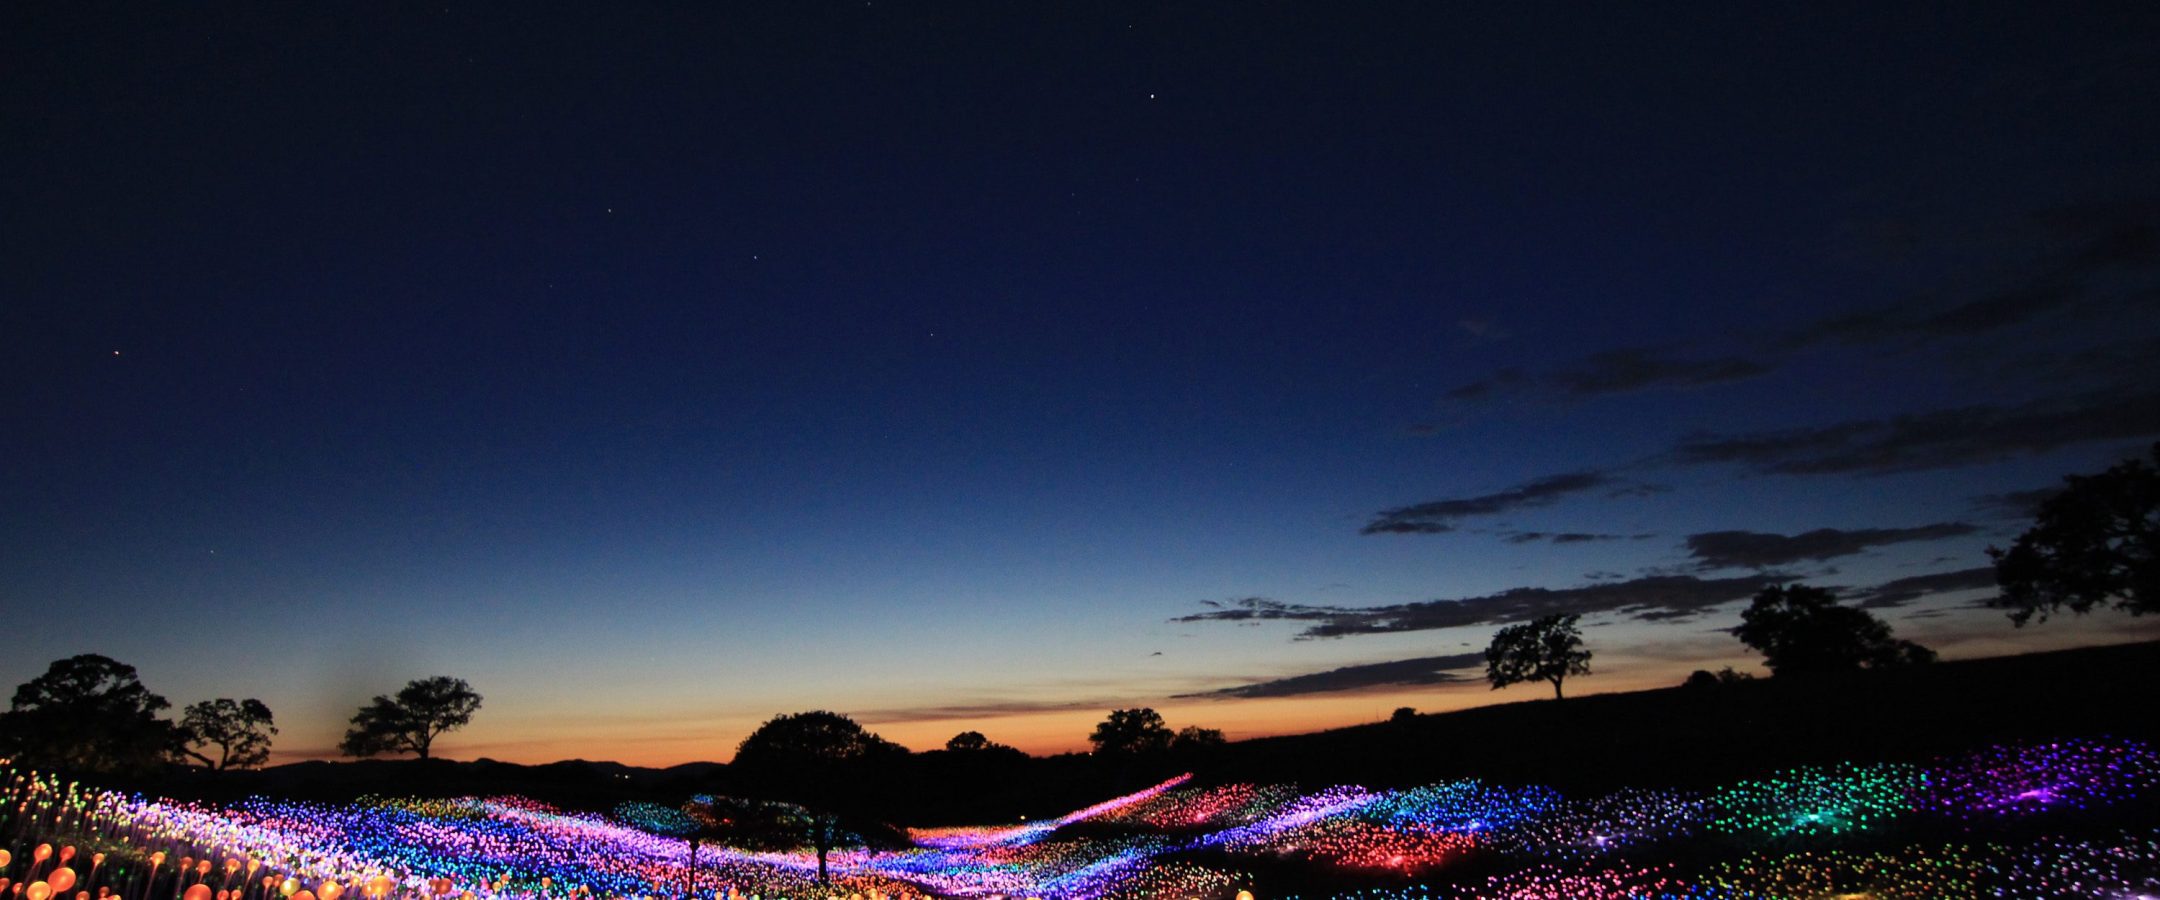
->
(6, 4, 2160, 766)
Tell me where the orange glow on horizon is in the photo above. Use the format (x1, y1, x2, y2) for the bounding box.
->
(261, 622, 2160, 770)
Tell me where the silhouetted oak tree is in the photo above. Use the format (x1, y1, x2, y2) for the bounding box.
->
(1484, 613, 1592, 699)
(735, 710, 902, 767)
(180, 698, 277, 770)
(339, 676, 481, 759)
(1990, 442, 2158, 626)
(944, 730, 1024, 756)
(1087, 708, 1174, 756)
(1735, 584, 1934, 676)
(732, 711, 906, 884)
(0, 654, 183, 774)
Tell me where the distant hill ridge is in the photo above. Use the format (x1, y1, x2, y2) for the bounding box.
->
(159, 638, 2160, 821)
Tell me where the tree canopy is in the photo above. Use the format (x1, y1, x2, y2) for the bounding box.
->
(0, 654, 181, 774)
(942, 729, 1027, 756)
(730, 712, 907, 884)
(945, 730, 992, 752)
(180, 698, 277, 770)
(1484, 613, 1593, 699)
(1172, 725, 1226, 751)
(1087, 708, 1174, 756)
(1734, 584, 1935, 676)
(733, 710, 903, 771)
(1991, 442, 2158, 626)
(339, 676, 482, 759)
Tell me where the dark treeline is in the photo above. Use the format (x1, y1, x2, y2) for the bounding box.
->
(125, 638, 2160, 825)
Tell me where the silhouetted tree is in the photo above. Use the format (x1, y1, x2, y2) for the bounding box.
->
(1391, 706, 1418, 722)
(180, 698, 277, 770)
(732, 711, 906, 884)
(1172, 725, 1226, 751)
(943, 730, 1023, 756)
(735, 710, 902, 768)
(1484, 613, 1593, 699)
(1087, 708, 1174, 756)
(1735, 584, 1935, 676)
(339, 676, 481, 759)
(1683, 666, 1759, 689)
(0, 654, 183, 774)
(1990, 443, 2159, 625)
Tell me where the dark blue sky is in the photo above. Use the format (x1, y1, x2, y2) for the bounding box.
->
(6, 4, 2159, 762)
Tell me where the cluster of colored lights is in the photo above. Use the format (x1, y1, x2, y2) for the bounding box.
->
(1672, 832, 2160, 899)
(1275, 833, 2160, 898)
(6, 738, 2160, 899)
(907, 774, 1191, 853)
(1921, 738, 2160, 820)
(1438, 786, 1710, 860)
(1089, 861, 1236, 900)
(1095, 784, 1299, 832)
(1466, 862, 1686, 899)
(1256, 820, 1476, 874)
(856, 835, 1172, 898)
(1706, 761, 1923, 839)
(1354, 781, 1560, 834)
(1199, 786, 1384, 852)
(601, 805, 693, 839)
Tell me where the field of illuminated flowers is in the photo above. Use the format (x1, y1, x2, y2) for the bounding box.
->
(5, 738, 2159, 899)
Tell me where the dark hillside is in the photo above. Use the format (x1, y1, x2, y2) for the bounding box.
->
(139, 639, 2160, 823)
(1215, 638, 2160, 792)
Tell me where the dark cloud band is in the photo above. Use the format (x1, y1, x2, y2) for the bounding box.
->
(1673, 389, 2160, 475)
(1177, 573, 1788, 638)
(1684, 523, 1979, 570)
(1363, 471, 1614, 535)
(1177, 653, 1485, 699)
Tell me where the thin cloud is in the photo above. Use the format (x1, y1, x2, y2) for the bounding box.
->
(1784, 200, 2157, 349)
(1552, 349, 1772, 396)
(1504, 531, 1645, 544)
(1684, 523, 1979, 570)
(1440, 201, 2157, 423)
(1444, 368, 1528, 402)
(1444, 348, 1768, 402)
(1989, 335, 2160, 396)
(1672, 388, 2160, 475)
(851, 698, 1120, 726)
(1363, 471, 1614, 535)
(1176, 573, 1786, 639)
(1779, 283, 2086, 348)
(1969, 487, 2062, 520)
(1177, 653, 1485, 700)
(1848, 566, 1999, 609)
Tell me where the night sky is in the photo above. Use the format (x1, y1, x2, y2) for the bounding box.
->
(7, 4, 2160, 765)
